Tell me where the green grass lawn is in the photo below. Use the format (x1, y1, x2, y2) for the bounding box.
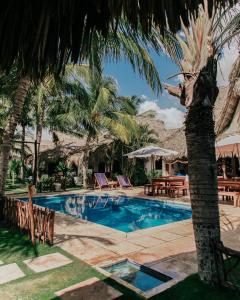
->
(5, 179, 82, 197)
(5, 179, 28, 195)
(0, 225, 240, 300)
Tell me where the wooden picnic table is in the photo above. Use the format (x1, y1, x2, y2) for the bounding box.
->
(218, 181, 240, 192)
(144, 177, 187, 197)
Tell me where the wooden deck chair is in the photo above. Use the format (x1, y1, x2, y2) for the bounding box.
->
(117, 175, 132, 188)
(94, 173, 110, 189)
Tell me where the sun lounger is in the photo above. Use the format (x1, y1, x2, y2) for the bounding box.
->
(117, 175, 132, 188)
(94, 173, 117, 190)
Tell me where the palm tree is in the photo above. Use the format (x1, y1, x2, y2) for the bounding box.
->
(19, 92, 34, 180)
(0, 19, 165, 196)
(163, 2, 240, 283)
(0, 71, 31, 197)
(31, 80, 55, 182)
(47, 68, 138, 188)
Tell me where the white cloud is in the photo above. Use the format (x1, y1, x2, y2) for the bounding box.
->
(138, 100, 185, 129)
(217, 41, 239, 86)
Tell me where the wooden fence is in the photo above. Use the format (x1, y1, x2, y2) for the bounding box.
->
(1, 196, 55, 245)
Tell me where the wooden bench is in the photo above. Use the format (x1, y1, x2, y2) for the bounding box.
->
(218, 191, 240, 207)
(169, 184, 188, 198)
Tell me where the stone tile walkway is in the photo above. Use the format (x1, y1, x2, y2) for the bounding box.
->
(24, 253, 72, 273)
(31, 188, 240, 280)
(0, 263, 25, 284)
(55, 277, 122, 300)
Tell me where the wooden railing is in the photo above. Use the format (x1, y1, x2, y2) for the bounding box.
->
(1, 196, 55, 245)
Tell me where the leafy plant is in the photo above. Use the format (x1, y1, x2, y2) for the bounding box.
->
(37, 176, 55, 192)
(146, 170, 162, 182)
(8, 159, 21, 184)
(55, 162, 69, 175)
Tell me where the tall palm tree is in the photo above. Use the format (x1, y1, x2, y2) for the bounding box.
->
(164, 2, 240, 283)
(0, 19, 164, 196)
(0, 71, 31, 197)
(47, 68, 138, 188)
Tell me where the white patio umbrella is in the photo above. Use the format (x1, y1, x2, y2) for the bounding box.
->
(125, 145, 178, 158)
(124, 145, 178, 172)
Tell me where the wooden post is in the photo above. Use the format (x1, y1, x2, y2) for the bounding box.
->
(232, 155, 236, 178)
(28, 184, 36, 245)
(222, 158, 227, 179)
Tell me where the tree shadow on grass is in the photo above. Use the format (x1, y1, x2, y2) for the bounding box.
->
(0, 223, 39, 261)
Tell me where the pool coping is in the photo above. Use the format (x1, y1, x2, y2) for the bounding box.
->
(95, 258, 187, 299)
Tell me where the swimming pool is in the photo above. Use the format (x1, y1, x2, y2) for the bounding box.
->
(22, 194, 191, 232)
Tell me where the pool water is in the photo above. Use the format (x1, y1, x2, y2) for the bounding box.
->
(103, 260, 171, 291)
(23, 194, 191, 232)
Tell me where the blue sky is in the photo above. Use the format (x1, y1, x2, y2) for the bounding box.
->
(103, 41, 237, 129)
(104, 51, 183, 110)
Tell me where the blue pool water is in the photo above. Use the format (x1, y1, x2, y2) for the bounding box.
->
(22, 194, 191, 232)
(103, 260, 171, 291)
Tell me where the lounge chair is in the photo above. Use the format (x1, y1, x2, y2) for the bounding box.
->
(94, 173, 117, 190)
(117, 175, 132, 188)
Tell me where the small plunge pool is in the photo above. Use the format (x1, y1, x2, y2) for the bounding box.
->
(103, 259, 171, 292)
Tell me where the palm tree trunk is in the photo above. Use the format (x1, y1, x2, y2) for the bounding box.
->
(82, 136, 91, 189)
(20, 124, 26, 180)
(0, 77, 30, 199)
(34, 109, 44, 182)
(185, 102, 224, 283)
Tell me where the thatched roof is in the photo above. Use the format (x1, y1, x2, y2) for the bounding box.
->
(0, 0, 236, 78)
(137, 115, 186, 158)
(35, 131, 112, 162)
(137, 86, 231, 160)
(215, 56, 240, 136)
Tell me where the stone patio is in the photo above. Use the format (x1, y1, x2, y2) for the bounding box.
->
(24, 252, 72, 273)
(52, 188, 240, 279)
(55, 277, 122, 300)
(0, 263, 25, 284)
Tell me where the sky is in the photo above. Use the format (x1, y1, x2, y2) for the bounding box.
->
(103, 42, 238, 129)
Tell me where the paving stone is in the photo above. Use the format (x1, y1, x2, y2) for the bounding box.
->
(60, 238, 118, 266)
(55, 277, 122, 300)
(150, 231, 183, 241)
(24, 252, 72, 273)
(130, 235, 165, 247)
(0, 263, 25, 284)
(106, 240, 143, 255)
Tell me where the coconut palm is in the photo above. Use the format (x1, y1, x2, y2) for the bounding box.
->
(0, 17, 166, 197)
(163, 2, 240, 283)
(0, 65, 31, 197)
(47, 67, 138, 188)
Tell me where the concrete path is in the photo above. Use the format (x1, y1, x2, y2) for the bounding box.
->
(53, 189, 240, 278)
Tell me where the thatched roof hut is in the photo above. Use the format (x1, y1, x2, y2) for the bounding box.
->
(0, 1, 236, 78)
(35, 131, 112, 166)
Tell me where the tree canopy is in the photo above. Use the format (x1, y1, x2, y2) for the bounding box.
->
(0, 0, 237, 79)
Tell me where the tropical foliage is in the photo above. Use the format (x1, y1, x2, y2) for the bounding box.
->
(46, 66, 140, 187)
